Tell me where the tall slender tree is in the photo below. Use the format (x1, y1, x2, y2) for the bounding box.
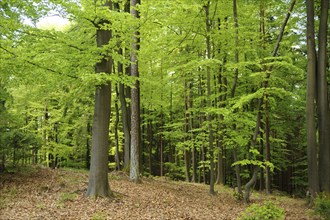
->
(306, 0, 319, 199)
(130, 0, 141, 183)
(204, 1, 215, 195)
(317, 0, 330, 193)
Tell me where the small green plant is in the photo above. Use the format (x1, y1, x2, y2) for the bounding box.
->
(91, 211, 107, 220)
(238, 201, 285, 220)
(36, 202, 46, 209)
(57, 192, 78, 207)
(60, 192, 77, 203)
(8, 187, 18, 197)
(233, 189, 243, 202)
(314, 192, 330, 220)
(0, 197, 9, 209)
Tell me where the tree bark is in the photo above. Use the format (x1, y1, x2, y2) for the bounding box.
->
(114, 85, 121, 171)
(86, 121, 91, 169)
(130, 0, 141, 183)
(317, 0, 330, 193)
(231, 0, 239, 98)
(184, 80, 191, 182)
(306, 0, 319, 198)
(86, 1, 112, 197)
(244, 166, 259, 203)
(231, 0, 243, 196)
(204, 1, 215, 195)
(114, 2, 131, 170)
(265, 97, 271, 194)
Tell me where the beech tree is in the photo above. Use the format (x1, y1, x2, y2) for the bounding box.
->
(86, 1, 113, 197)
(129, 0, 141, 183)
(306, 0, 329, 197)
(306, 0, 318, 198)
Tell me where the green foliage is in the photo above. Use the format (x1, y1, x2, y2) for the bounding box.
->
(91, 211, 107, 220)
(314, 193, 330, 220)
(57, 192, 78, 207)
(233, 190, 243, 202)
(238, 201, 285, 220)
(232, 149, 275, 172)
(0, 0, 310, 198)
(164, 162, 185, 181)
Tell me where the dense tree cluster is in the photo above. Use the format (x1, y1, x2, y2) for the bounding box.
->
(0, 0, 329, 202)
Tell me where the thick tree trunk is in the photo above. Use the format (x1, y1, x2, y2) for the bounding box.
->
(130, 0, 141, 183)
(86, 0, 112, 197)
(86, 84, 112, 197)
(306, 0, 319, 198)
(317, 0, 330, 193)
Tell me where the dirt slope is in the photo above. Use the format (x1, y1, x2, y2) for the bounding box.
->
(0, 167, 319, 220)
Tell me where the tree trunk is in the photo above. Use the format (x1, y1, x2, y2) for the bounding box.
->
(306, 0, 319, 198)
(86, 83, 112, 197)
(317, 0, 330, 193)
(119, 81, 130, 169)
(188, 82, 196, 182)
(184, 148, 190, 182)
(231, 0, 239, 97)
(86, 121, 91, 169)
(147, 120, 153, 174)
(216, 140, 225, 185)
(265, 97, 271, 194)
(244, 167, 259, 203)
(130, 0, 141, 183)
(114, 1, 131, 170)
(243, 106, 262, 203)
(184, 80, 191, 182)
(160, 112, 164, 177)
(204, 1, 215, 195)
(114, 85, 121, 171)
(233, 149, 243, 194)
(86, 0, 112, 197)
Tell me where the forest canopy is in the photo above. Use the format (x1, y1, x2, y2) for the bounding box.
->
(0, 0, 329, 203)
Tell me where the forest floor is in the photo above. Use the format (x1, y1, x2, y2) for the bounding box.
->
(0, 166, 321, 220)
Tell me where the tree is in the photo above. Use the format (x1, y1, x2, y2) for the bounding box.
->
(130, 0, 141, 183)
(316, 0, 330, 193)
(306, 0, 329, 196)
(306, 0, 319, 198)
(203, 0, 215, 195)
(86, 0, 113, 197)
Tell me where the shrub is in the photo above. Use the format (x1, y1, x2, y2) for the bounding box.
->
(314, 193, 330, 220)
(238, 201, 285, 220)
(164, 162, 186, 181)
